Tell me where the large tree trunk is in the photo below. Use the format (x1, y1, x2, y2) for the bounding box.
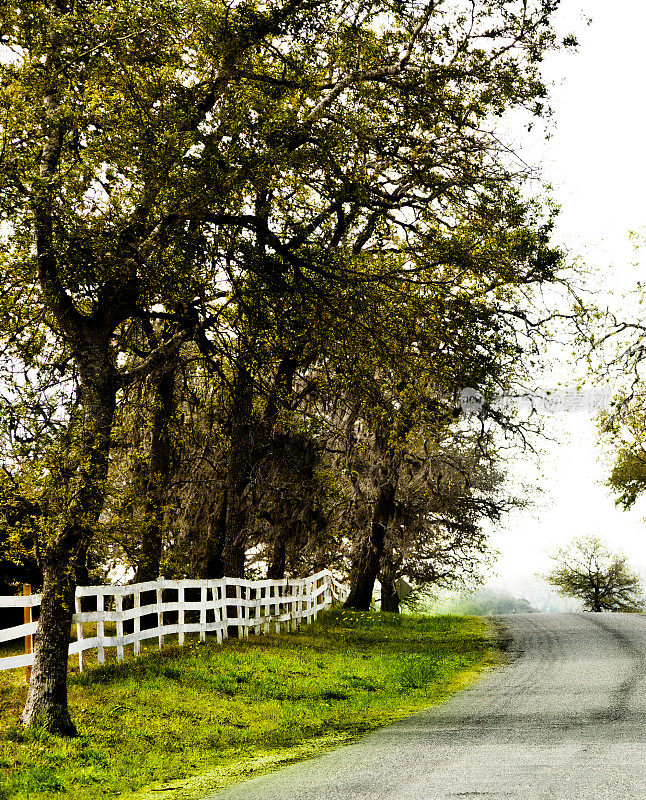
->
(135, 370, 175, 583)
(379, 571, 400, 613)
(222, 361, 253, 578)
(22, 364, 116, 734)
(201, 490, 227, 578)
(345, 478, 397, 610)
(21, 546, 78, 735)
(266, 528, 287, 579)
(345, 418, 402, 611)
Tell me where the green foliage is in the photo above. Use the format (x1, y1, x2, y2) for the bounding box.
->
(608, 447, 646, 510)
(0, 612, 496, 800)
(545, 536, 645, 613)
(0, 0, 572, 731)
(0, 0, 567, 572)
(599, 364, 646, 512)
(0, 0, 566, 577)
(600, 394, 646, 510)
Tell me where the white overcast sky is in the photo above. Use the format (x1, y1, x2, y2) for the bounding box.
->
(484, 0, 646, 600)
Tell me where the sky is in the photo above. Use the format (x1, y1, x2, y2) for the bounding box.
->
(481, 0, 646, 605)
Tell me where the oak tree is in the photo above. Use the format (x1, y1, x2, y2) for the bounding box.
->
(1, 0, 569, 732)
(1, 0, 309, 732)
(545, 536, 644, 612)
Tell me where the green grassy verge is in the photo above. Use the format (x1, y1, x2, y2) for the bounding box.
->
(0, 611, 500, 800)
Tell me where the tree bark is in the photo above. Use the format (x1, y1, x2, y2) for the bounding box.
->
(21, 547, 77, 735)
(201, 490, 228, 579)
(266, 529, 287, 579)
(379, 571, 400, 613)
(23, 2, 121, 732)
(344, 415, 403, 611)
(345, 478, 397, 610)
(22, 364, 116, 734)
(134, 370, 175, 583)
(222, 361, 253, 577)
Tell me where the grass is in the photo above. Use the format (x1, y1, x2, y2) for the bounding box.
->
(0, 610, 500, 800)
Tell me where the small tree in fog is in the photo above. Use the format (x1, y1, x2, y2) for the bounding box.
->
(546, 536, 644, 612)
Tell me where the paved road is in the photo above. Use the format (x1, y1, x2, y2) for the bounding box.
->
(207, 613, 646, 800)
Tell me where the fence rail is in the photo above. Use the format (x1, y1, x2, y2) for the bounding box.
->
(0, 570, 349, 673)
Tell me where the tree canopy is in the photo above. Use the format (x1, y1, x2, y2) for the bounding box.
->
(0, 0, 571, 733)
(545, 536, 645, 613)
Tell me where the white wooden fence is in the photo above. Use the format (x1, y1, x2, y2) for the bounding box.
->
(0, 570, 349, 673)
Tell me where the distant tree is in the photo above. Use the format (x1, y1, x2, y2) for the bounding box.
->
(545, 536, 645, 612)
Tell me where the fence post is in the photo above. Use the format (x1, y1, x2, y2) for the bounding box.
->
(301, 578, 310, 625)
(287, 582, 296, 631)
(324, 573, 332, 608)
(312, 578, 317, 622)
(133, 590, 140, 657)
(200, 584, 207, 642)
(216, 583, 224, 644)
(252, 587, 259, 635)
(23, 584, 31, 684)
(236, 583, 244, 639)
(242, 584, 249, 639)
(116, 594, 124, 662)
(75, 594, 84, 672)
(262, 587, 270, 634)
(97, 592, 105, 664)
(273, 584, 280, 634)
(314, 575, 323, 621)
(294, 583, 301, 630)
(157, 580, 164, 649)
(179, 583, 185, 646)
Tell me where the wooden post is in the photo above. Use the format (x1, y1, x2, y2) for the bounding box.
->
(294, 584, 300, 628)
(315, 576, 324, 621)
(157, 581, 164, 649)
(275, 584, 281, 634)
(237, 583, 245, 639)
(23, 584, 31, 684)
(262, 587, 270, 635)
(116, 594, 124, 662)
(243, 585, 249, 639)
(199, 585, 207, 642)
(254, 588, 261, 635)
(324, 573, 332, 608)
(285, 582, 292, 631)
(288, 583, 297, 632)
(97, 592, 105, 664)
(133, 590, 140, 657)
(178, 584, 185, 646)
(75, 594, 84, 672)
(216, 584, 224, 644)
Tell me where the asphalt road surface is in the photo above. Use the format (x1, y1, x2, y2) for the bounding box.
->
(207, 613, 646, 800)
